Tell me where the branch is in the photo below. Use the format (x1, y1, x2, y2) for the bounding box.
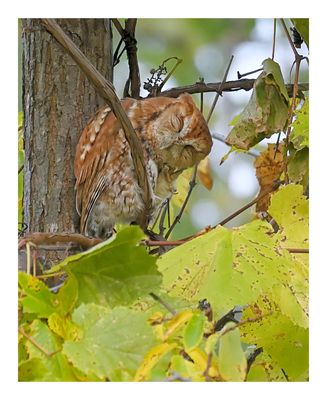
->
(113, 18, 141, 98)
(149, 292, 177, 315)
(159, 79, 308, 99)
(206, 55, 234, 123)
(41, 18, 152, 229)
(18, 232, 102, 250)
(124, 19, 141, 98)
(216, 181, 281, 227)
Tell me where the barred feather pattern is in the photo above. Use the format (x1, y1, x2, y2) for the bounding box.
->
(74, 93, 213, 238)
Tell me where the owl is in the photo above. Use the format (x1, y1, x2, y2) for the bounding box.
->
(74, 93, 213, 238)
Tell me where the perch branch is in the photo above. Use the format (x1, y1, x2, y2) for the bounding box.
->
(41, 18, 152, 229)
(18, 232, 102, 250)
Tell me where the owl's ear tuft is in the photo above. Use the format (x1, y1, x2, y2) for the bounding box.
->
(177, 93, 194, 105)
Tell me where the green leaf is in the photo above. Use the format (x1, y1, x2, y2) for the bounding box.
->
(19, 358, 47, 382)
(218, 322, 247, 381)
(226, 58, 289, 150)
(56, 273, 79, 316)
(241, 299, 308, 381)
(262, 58, 289, 102)
(183, 312, 205, 352)
(246, 350, 287, 382)
(288, 146, 309, 187)
(158, 226, 232, 316)
(52, 226, 162, 308)
(290, 100, 309, 150)
(268, 184, 309, 250)
(19, 272, 57, 318)
(48, 312, 82, 341)
(158, 219, 307, 324)
(63, 304, 158, 381)
(291, 19, 309, 48)
(25, 319, 77, 381)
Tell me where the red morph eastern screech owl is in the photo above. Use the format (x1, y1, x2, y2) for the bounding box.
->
(74, 93, 213, 238)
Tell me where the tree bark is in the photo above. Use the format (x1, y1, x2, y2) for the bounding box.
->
(22, 18, 113, 235)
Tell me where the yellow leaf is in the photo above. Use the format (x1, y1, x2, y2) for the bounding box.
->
(134, 342, 176, 381)
(163, 310, 194, 340)
(188, 348, 219, 378)
(197, 157, 213, 190)
(48, 312, 82, 341)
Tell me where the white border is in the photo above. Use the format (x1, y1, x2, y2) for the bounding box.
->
(1, 1, 326, 398)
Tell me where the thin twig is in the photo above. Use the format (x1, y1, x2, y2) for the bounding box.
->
(206, 55, 234, 124)
(158, 57, 183, 91)
(158, 199, 170, 237)
(272, 19, 277, 60)
(217, 181, 280, 226)
(211, 132, 260, 158)
(237, 67, 263, 79)
(145, 239, 187, 247)
(149, 292, 177, 315)
(220, 312, 272, 337)
(165, 166, 198, 239)
(280, 19, 300, 59)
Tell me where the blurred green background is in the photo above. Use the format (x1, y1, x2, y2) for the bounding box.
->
(19, 19, 309, 239)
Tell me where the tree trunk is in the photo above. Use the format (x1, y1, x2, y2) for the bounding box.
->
(21, 18, 113, 266)
(22, 18, 113, 232)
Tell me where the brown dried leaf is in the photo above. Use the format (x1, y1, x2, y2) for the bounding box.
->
(254, 143, 285, 212)
(197, 157, 213, 190)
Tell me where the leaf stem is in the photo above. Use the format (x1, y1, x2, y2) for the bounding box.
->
(18, 327, 60, 357)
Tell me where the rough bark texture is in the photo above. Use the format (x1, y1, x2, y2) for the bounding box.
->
(22, 18, 113, 236)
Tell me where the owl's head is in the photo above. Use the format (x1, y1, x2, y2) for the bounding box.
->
(150, 93, 213, 170)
